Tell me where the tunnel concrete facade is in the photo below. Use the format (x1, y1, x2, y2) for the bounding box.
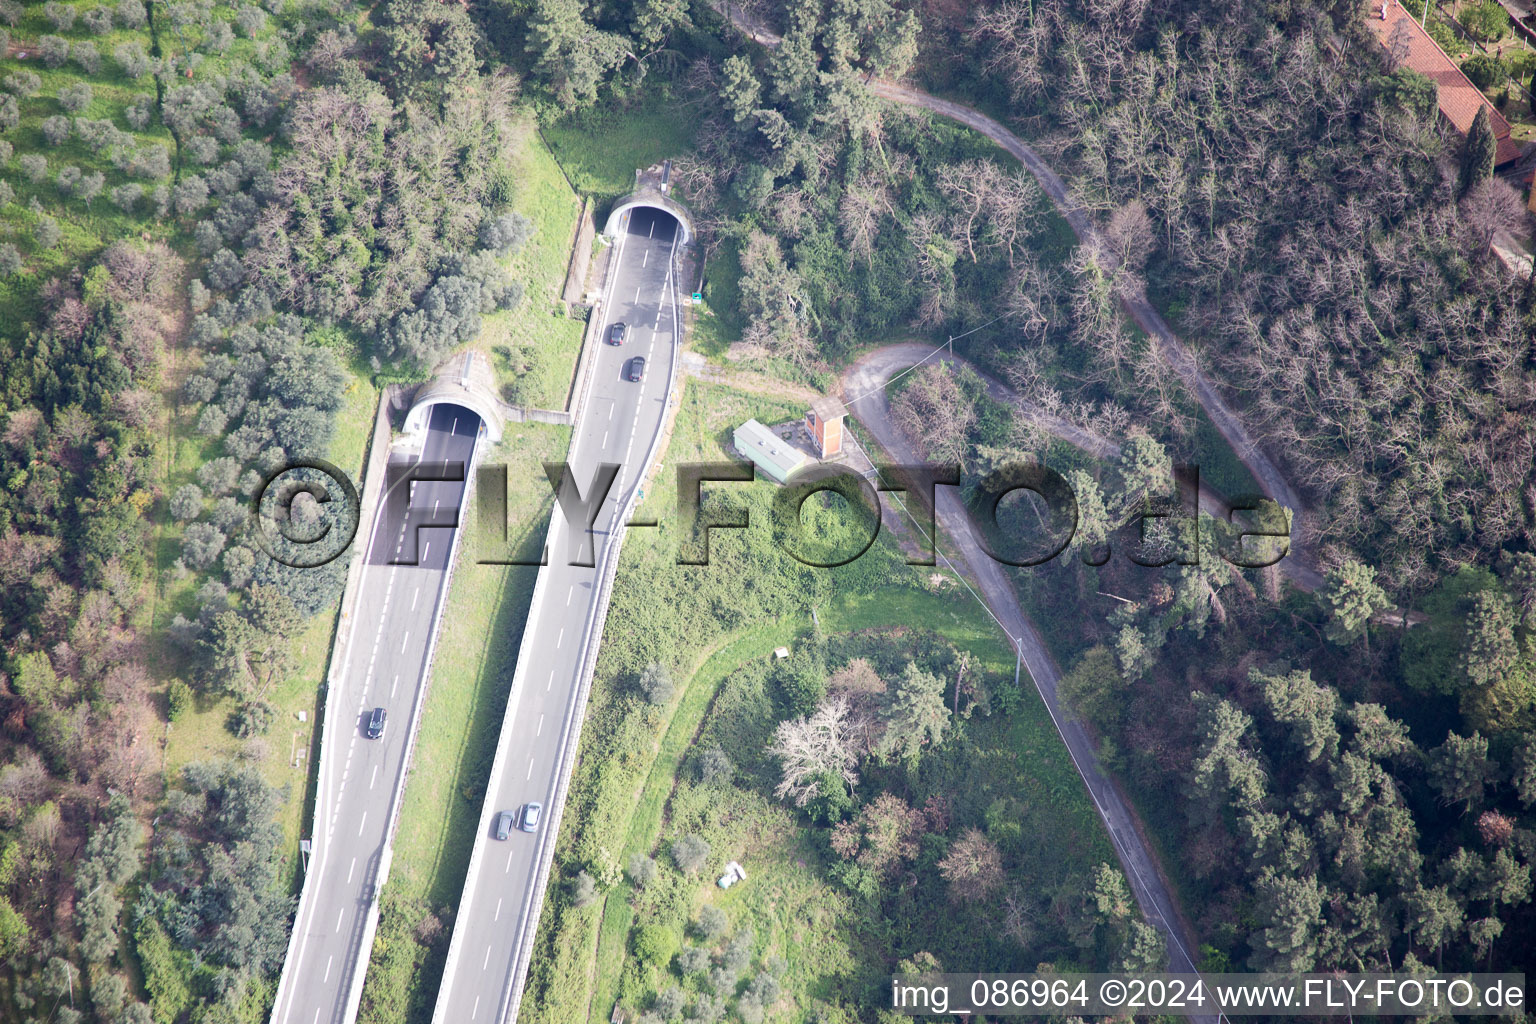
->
(402, 351, 504, 445)
(602, 162, 694, 245)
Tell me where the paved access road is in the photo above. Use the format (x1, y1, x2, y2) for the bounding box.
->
(273, 403, 479, 1024)
(841, 356, 1219, 1024)
(431, 206, 682, 1024)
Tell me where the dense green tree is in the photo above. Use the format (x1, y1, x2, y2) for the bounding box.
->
(1460, 106, 1497, 197)
(1428, 731, 1496, 813)
(877, 662, 949, 761)
(1318, 560, 1390, 647)
(720, 55, 762, 124)
(1259, 667, 1340, 762)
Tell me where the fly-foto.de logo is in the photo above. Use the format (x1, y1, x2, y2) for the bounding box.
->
(252, 458, 1290, 571)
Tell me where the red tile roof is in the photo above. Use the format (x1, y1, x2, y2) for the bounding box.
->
(1369, 0, 1522, 165)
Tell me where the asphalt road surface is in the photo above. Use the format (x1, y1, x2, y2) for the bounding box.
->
(431, 205, 682, 1024)
(272, 402, 479, 1024)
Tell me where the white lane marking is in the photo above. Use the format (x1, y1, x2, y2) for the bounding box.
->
(602, 430, 609, 447)
(556, 628, 564, 648)
(324, 955, 333, 983)
(433, 498, 440, 515)
(483, 946, 492, 970)
(607, 404, 614, 421)
(566, 586, 573, 606)
(411, 587, 420, 611)
(472, 997, 480, 1021)
(401, 632, 411, 653)
(527, 756, 534, 780)
(642, 248, 649, 267)
(634, 285, 641, 303)
(547, 670, 554, 692)
(505, 850, 513, 873)
(495, 898, 503, 920)
(347, 857, 356, 884)
(451, 417, 458, 435)
(537, 714, 544, 737)
(391, 674, 400, 698)
(423, 542, 431, 561)
(335, 908, 344, 932)
(357, 812, 367, 836)
(370, 765, 379, 789)
(313, 1009, 320, 1024)
(648, 218, 655, 238)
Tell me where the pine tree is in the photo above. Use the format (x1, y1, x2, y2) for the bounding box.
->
(1318, 559, 1390, 648)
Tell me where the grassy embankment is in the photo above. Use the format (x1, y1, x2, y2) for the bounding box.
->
(520, 378, 1113, 1024)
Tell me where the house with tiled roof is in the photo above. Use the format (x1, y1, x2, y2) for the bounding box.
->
(1369, 0, 1523, 166)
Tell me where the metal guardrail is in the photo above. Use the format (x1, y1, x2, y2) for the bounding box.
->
(341, 431, 483, 1022)
(270, 395, 393, 1024)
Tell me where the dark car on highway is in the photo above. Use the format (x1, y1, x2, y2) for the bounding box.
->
(495, 811, 515, 840)
(365, 707, 387, 739)
(627, 356, 646, 382)
(607, 322, 627, 345)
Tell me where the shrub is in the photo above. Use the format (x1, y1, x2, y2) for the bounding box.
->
(42, 116, 72, 146)
(72, 42, 102, 75)
(19, 154, 47, 183)
(235, 5, 267, 35)
(695, 905, 727, 940)
(626, 853, 658, 888)
(182, 521, 227, 570)
(115, 43, 152, 79)
(43, 2, 76, 30)
(58, 82, 94, 114)
(637, 661, 674, 704)
(39, 35, 71, 69)
(632, 925, 676, 972)
(198, 456, 241, 495)
(166, 679, 193, 721)
(4, 71, 41, 97)
(0, 243, 21, 276)
(35, 216, 61, 250)
(172, 175, 208, 217)
(111, 183, 143, 212)
(82, 7, 115, 33)
(229, 699, 275, 738)
(75, 171, 103, 206)
(55, 165, 81, 195)
(0, 94, 14, 132)
(0, 1, 15, 27)
(0, 141, 11, 163)
(478, 211, 533, 255)
(116, 0, 147, 27)
(1465, 0, 1509, 42)
(570, 870, 598, 907)
(0, 181, 11, 207)
(125, 95, 155, 130)
(1463, 53, 1503, 90)
(170, 484, 205, 521)
(670, 834, 710, 875)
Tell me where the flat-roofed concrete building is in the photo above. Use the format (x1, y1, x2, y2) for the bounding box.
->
(733, 418, 808, 484)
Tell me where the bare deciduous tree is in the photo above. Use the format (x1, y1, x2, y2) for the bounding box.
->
(767, 695, 860, 807)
